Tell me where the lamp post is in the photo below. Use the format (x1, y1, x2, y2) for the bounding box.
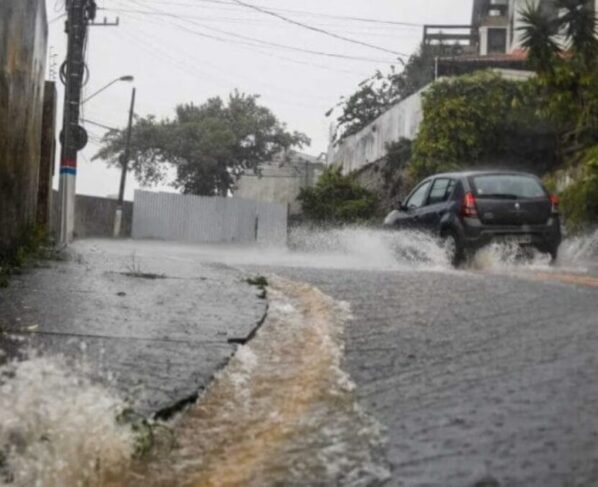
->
(113, 86, 136, 238)
(80, 75, 134, 105)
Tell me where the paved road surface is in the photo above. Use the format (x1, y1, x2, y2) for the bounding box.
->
(248, 265, 598, 487)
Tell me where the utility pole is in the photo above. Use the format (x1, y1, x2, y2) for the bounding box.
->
(58, 0, 92, 244)
(58, 1, 118, 244)
(113, 87, 136, 238)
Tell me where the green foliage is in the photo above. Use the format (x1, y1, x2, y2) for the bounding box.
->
(385, 138, 412, 173)
(0, 224, 51, 288)
(328, 44, 443, 143)
(560, 176, 598, 231)
(94, 91, 310, 196)
(519, 0, 598, 231)
(116, 408, 174, 460)
(411, 71, 555, 180)
(298, 167, 379, 224)
(517, 1, 561, 74)
(557, 146, 598, 230)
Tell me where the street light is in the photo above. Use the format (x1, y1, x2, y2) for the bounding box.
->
(80, 75, 134, 104)
(113, 86, 136, 238)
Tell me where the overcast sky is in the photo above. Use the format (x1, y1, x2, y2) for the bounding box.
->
(46, 0, 473, 199)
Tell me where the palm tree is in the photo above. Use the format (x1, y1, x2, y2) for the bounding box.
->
(554, 0, 598, 66)
(518, 0, 598, 71)
(518, 1, 561, 73)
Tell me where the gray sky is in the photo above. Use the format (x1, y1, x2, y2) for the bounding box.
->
(47, 0, 473, 199)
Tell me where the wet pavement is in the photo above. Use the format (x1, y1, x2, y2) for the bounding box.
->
(0, 240, 267, 416)
(263, 267, 598, 487)
(2, 233, 598, 486)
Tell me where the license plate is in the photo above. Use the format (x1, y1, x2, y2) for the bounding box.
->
(505, 235, 532, 245)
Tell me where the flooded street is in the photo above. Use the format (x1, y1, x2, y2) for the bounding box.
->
(2, 228, 598, 486)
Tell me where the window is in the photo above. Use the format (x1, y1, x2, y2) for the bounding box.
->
(471, 174, 546, 199)
(487, 28, 507, 54)
(405, 180, 432, 209)
(427, 178, 455, 205)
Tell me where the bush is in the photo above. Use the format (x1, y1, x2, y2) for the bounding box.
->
(298, 167, 379, 224)
(560, 177, 598, 231)
(411, 71, 558, 181)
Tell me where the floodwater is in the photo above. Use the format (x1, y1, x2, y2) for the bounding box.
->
(1, 227, 597, 486)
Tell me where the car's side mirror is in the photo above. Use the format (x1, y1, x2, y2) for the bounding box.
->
(398, 201, 406, 211)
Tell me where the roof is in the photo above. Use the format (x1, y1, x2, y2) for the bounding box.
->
(426, 169, 540, 180)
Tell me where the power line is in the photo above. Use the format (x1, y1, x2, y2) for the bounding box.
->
(133, 0, 423, 27)
(49, 12, 67, 23)
(105, 8, 420, 39)
(82, 118, 118, 131)
(227, 0, 408, 56)
(118, 16, 335, 107)
(114, 8, 371, 76)
(122, 1, 403, 63)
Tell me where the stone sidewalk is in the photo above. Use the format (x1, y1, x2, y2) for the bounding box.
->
(0, 239, 267, 417)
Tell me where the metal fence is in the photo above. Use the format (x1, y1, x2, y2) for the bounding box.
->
(132, 190, 287, 245)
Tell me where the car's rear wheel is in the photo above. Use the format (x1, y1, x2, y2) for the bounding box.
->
(442, 230, 464, 267)
(536, 243, 559, 264)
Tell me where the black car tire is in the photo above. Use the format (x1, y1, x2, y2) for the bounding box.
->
(442, 230, 464, 267)
(536, 243, 559, 264)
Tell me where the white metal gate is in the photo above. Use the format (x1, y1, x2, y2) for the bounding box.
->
(132, 190, 287, 245)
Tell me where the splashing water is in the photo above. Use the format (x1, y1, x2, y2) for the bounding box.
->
(559, 229, 598, 265)
(469, 229, 598, 272)
(0, 356, 134, 487)
(288, 226, 451, 270)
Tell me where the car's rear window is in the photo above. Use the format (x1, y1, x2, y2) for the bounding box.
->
(470, 174, 546, 199)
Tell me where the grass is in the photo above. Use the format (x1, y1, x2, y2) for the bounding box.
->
(116, 408, 175, 460)
(121, 252, 166, 280)
(0, 225, 61, 288)
(245, 275, 268, 299)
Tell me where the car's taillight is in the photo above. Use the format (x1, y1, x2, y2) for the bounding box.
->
(462, 192, 478, 218)
(550, 194, 560, 213)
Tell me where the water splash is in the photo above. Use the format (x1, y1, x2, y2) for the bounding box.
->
(469, 230, 598, 272)
(559, 229, 598, 265)
(469, 242, 551, 271)
(0, 356, 134, 487)
(288, 226, 451, 270)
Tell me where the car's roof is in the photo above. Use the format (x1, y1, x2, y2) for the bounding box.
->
(428, 169, 538, 180)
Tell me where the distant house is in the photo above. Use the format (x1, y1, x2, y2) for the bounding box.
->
(235, 150, 324, 216)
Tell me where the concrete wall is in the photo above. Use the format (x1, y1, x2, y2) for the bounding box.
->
(52, 193, 134, 239)
(235, 151, 324, 215)
(327, 87, 427, 174)
(0, 0, 48, 252)
(37, 81, 57, 230)
(132, 190, 287, 246)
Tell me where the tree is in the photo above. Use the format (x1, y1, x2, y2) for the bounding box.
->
(327, 44, 442, 144)
(517, 1, 561, 74)
(298, 167, 379, 223)
(94, 92, 310, 196)
(517, 0, 598, 229)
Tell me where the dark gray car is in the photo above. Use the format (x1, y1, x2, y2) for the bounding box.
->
(384, 170, 562, 265)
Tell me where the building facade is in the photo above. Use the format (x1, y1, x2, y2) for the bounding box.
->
(234, 150, 324, 216)
(0, 0, 48, 253)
